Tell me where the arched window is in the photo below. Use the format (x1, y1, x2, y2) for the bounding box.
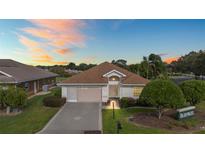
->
(109, 76, 120, 81)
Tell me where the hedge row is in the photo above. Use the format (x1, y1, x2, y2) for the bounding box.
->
(43, 96, 66, 107)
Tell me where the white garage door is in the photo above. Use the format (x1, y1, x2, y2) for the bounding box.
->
(77, 87, 102, 102)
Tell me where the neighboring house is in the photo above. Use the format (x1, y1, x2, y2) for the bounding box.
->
(58, 62, 149, 103)
(65, 69, 82, 74)
(0, 59, 58, 95)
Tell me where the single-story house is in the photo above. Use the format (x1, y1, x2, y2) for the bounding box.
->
(0, 59, 58, 95)
(58, 62, 149, 103)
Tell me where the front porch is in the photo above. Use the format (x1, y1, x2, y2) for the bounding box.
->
(103, 98, 120, 109)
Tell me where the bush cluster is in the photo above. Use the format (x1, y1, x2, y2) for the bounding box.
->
(0, 86, 27, 110)
(179, 80, 205, 105)
(139, 79, 185, 119)
(43, 96, 66, 107)
(119, 97, 137, 108)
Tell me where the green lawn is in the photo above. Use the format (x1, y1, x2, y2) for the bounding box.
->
(0, 89, 60, 134)
(103, 108, 171, 134)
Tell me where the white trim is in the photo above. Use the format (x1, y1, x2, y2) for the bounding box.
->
(0, 71, 12, 77)
(122, 84, 146, 86)
(58, 83, 146, 87)
(103, 69, 126, 77)
(67, 100, 77, 102)
(57, 83, 107, 86)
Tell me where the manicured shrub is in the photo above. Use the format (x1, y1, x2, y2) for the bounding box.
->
(139, 79, 185, 119)
(16, 88, 27, 108)
(119, 97, 137, 108)
(179, 80, 205, 105)
(43, 96, 66, 107)
(4, 87, 18, 108)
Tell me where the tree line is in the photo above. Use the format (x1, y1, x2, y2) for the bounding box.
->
(37, 53, 167, 79)
(37, 50, 205, 79)
(168, 50, 205, 76)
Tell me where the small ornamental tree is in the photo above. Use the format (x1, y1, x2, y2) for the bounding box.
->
(3, 87, 27, 113)
(179, 80, 205, 105)
(139, 79, 185, 119)
(16, 88, 27, 109)
(0, 87, 7, 108)
(4, 87, 17, 113)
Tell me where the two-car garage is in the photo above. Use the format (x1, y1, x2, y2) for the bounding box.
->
(61, 86, 102, 103)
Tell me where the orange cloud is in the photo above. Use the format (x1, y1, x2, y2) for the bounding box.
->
(19, 20, 86, 65)
(28, 19, 85, 32)
(32, 54, 53, 61)
(55, 48, 73, 55)
(23, 28, 54, 40)
(31, 48, 46, 53)
(164, 57, 179, 64)
(18, 35, 40, 48)
(32, 54, 67, 65)
(24, 19, 85, 48)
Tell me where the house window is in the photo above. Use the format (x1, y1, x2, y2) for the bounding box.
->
(24, 82, 29, 91)
(133, 87, 143, 97)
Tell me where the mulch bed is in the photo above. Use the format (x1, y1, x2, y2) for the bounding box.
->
(129, 109, 205, 132)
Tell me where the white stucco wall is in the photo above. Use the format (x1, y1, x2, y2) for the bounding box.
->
(61, 86, 67, 98)
(102, 86, 108, 102)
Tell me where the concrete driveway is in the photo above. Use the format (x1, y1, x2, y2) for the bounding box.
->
(39, 103, 102, 134)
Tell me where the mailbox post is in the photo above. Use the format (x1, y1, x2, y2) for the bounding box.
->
(111, 100, 115, 119)
(116, 121, 122, 134)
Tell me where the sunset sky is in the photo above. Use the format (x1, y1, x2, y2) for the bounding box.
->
(0, 19, 205, 65)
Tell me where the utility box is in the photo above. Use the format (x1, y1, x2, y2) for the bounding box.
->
(176, 106, 196, 120)
(42, 85, 49, 92)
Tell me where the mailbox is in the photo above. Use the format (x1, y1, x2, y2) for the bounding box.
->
(176, 106, 196, 120)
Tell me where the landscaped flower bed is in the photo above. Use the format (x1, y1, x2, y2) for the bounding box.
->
(129, 109, 205, 132)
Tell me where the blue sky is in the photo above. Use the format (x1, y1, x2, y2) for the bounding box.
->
(0, 19, 205, 65)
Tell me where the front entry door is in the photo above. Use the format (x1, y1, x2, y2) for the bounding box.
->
(109, 84, 119, 97)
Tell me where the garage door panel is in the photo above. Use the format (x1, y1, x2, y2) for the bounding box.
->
(77, 88, 101, 102)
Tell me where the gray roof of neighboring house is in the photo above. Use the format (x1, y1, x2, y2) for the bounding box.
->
(0, 59, 58, 84)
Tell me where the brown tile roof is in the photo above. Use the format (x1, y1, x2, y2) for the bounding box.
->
(61, 62, 149, 85)
(0, 59, 58, 83)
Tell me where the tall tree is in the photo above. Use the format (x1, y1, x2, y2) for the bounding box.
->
(129, 64, 140, 74)
(67, 62, 76, 70)
(148, 53, 166, 78)
(140, 56, 149, 79)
